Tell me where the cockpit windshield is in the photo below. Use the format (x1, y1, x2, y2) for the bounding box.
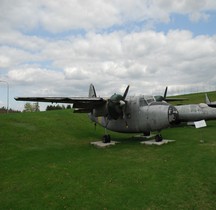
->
(139, 95, 155, 107)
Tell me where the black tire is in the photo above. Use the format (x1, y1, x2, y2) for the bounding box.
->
(102, 135, 111, 143)
(107, 134, 111, 143)
(155, 134, 163, 142)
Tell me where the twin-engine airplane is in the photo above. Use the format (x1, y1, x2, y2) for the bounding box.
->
(15, 84, 216, 142)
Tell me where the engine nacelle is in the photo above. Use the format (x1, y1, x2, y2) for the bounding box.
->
(93, 94, 126, 120)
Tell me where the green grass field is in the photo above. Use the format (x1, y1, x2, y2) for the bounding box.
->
(170, 90, 216, 105)
(1, 93, 216, 209)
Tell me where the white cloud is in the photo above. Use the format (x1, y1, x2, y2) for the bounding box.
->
(8, 68, 64, 86)
(0, 30, 46, 52)
(64, 67, 89, 80)
(1, 0, 216, 33)
(0, 0, 119, 32)
(0, 55, 11, 68)
(4, 29, 216, 96)
(40, 0, 120, 32)
(1, 1, 216, 110)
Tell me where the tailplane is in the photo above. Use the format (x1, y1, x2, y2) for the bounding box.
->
(89, 84, 97, 98)
(205, 93, 211, 104)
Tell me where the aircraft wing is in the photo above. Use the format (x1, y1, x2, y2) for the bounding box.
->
(15, 97, 106, 110)
(165, 97, 188, 102)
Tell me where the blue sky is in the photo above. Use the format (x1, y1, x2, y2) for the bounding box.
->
(1, 0, 216, 111)
(156, 12, 216, 35)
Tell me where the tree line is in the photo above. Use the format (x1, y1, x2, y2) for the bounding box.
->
(0, 103, 72, 113)
(0, 107, 21, 114)
(23, 103, 72, 112)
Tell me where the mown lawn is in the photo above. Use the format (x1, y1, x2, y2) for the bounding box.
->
(0, 110, 216, 209)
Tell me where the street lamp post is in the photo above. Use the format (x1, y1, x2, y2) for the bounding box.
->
(0, 80, 9, 114)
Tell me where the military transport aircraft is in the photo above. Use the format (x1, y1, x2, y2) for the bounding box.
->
(15, 84, 216, 142)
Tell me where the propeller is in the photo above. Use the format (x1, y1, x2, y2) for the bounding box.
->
(154, 87, 168, 102)
(107, 85, 130, 120)
(155, 87, 187, 102)
(123, 85, 130, 100)
(164, 86, 168, 99)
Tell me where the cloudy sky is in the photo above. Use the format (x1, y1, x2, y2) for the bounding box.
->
(1, 0, 216, 110)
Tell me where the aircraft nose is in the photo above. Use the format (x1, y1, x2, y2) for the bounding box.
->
(168, 105, 179, 125)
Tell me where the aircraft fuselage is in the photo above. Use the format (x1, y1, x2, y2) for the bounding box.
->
(90, 95, 180, 133)
(90, 95, 216, 134)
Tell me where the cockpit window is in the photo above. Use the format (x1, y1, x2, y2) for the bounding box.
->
(139, 95, 156, 106)
(146, 98, 154, 104)
(139, 97, 147, 107)
(144, 96, 155, 105)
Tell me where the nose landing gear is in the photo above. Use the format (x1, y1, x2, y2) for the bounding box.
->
(102, 134, 111, 143)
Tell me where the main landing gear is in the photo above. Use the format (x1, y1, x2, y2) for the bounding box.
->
(155, 134, 163, 142)
(102, 127, 111, 143)
(143, 131, 163, 142)
(102, 134, 111, 143)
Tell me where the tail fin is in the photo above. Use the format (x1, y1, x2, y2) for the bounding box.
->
(205, 93, 211, 104)
(89, 84, 97, 98)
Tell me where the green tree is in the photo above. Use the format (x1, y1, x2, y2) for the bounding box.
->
(66, 105, 72, 109)
(34, 102, 40, 112)
(23, 103, 40, 112)
(24, 103, 34, 112)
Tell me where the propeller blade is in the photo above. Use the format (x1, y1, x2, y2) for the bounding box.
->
(164, 86, 168, 99)
(123, 85, 130, 100)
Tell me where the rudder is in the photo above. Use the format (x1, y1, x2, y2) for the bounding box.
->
(89, 84, 97, 98)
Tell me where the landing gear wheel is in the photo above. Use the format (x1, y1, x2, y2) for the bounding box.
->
(102, 134, 111, 143)
(155, 134, 163, 142)
(143, 131, 150, 136)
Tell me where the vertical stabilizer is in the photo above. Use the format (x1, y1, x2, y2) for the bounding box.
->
(89, 84, 97, 98)
(205, 93, 211, 104)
